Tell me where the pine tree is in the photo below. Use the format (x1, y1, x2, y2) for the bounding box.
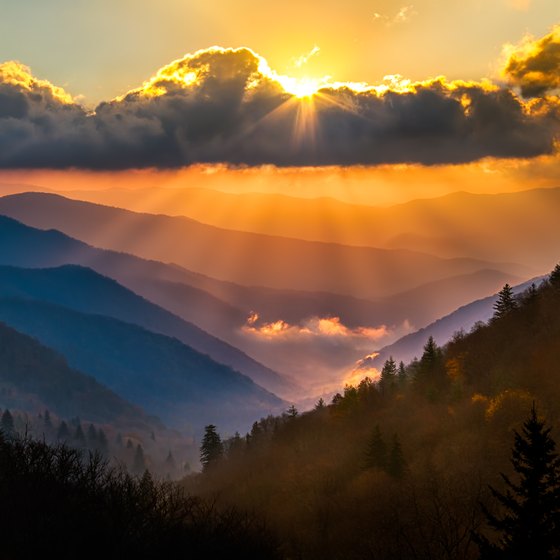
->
(286, 405, 298, 418)
(398, 361, 407, 387)
(1, 409, 14, 435)
(132, 444, 146, 475)
(43, 409, 53, 430)
(74, 424, 86, 446)
(387, 434, 406, 478)
(200, 425, 223, 472)
(165, 450, 176, 471)
(493, 284, 517, 320)
(57, 420, 70, 441)
(380, 357, 397, 395)
(87, 423, 97, 444)
(364, 425, 387, 470)
(549, 264, 560, 290)
(97, 429, 109, 454)
(475, 404, 560, 559)
(314, 398, 326, 410)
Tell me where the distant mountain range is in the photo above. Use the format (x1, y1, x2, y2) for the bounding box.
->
(0, 295, 284, 433)
(0, 215, 294, 397)
(0, 320, 158, 430)
(36, 184, 560, 271)
(0, 192, 529, 300)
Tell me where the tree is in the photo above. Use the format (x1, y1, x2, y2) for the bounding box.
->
(200, 425, 223, 472)
(379, 357, 397, 395)
(387, 434, 406, 478)
(74, 424, 86, 446)
(132, 444, 146, 475)
(397, 361, 407, 387)
(286, 405, 299, 418)
(1, 409, 14, 435)
(364, 425, 387, 470)
(43, 409, 53, 430)
(414, 336, 445, 397)
(87, 423, 97, 444)
(493, 284, 517, 320)
(314, 398, 325, 410)
(549, 263, 560, 289)
(475, 404, 560, 559)
(57, 420, 70, 441)
(97, 429, 109, 454)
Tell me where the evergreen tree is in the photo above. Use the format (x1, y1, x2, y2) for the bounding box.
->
(43, 409, 53, 430)
(364, 425, 387, 470)
(57, 421, 70, 441)
(475, 405, 560, 559)
(380, 357, 397, 395)
(314, 398, 325, 410)
(200, 425, 223, 472)
(74, 424, 86, 446)
(87, 423, 97, 444)
(398, 361, 407, 387)
(286, 405, 299, 418)
(387, 434, 406, 478)
(493, 284, 517, 320)
(164, 450, 176, 471)
(549, 263, 560, 290)
(97, 429, 109, 454)
(414, 336, 445, 397)
(226, 432, 245, 459)
(1, 409, 14, 435)
(132, 444, 146, 475)
(421, 336, 440, 368)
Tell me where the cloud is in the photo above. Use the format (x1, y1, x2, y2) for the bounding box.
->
(503, 25, 560, 97)
(242, 313, 390, 342)
(373, 5, 417, 26)
(0, 45, 558, 169)
(292, 46, 321, 69)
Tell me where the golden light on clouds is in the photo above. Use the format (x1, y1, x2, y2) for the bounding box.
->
(242, 313, 390, 342)
(0, 61, 74, 105)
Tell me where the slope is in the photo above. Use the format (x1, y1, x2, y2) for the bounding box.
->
(355, 276, 544, 373)
(0, 297, 284, 433)
(0, 320, 158, 430)
(0, 192, 530, 299)
(0, 215, 293, 396)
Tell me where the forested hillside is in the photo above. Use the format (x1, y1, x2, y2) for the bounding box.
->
(184, 265, 560, 560)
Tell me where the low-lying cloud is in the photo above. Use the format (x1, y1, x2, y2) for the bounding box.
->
(243, 313, 390, 342)
(0, 39, 558, 169)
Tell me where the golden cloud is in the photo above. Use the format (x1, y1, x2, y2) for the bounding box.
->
(503, 25, 560, 97)
(0, 61, 74, 105)
(242, 313, 390, 342)
(0, 42, 558, 169)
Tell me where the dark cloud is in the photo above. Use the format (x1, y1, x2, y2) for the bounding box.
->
(504, 25, 560, 97)
(0, 47, 558, 170)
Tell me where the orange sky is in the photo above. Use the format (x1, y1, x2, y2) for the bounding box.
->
(1, 153, 559, 206)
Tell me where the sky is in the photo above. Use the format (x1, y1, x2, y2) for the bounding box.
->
(0, 1, 559, 203)
(0, 0, 558, 104)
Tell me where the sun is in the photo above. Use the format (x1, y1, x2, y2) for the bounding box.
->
(276, 75, 324, 99)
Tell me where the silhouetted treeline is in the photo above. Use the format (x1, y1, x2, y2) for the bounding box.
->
(184, 265, 560, 559)
(0, 432, 279, 560)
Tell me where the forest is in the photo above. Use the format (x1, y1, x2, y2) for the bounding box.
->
(2, 265, 560, 559)
(185, 264, 560, 559)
